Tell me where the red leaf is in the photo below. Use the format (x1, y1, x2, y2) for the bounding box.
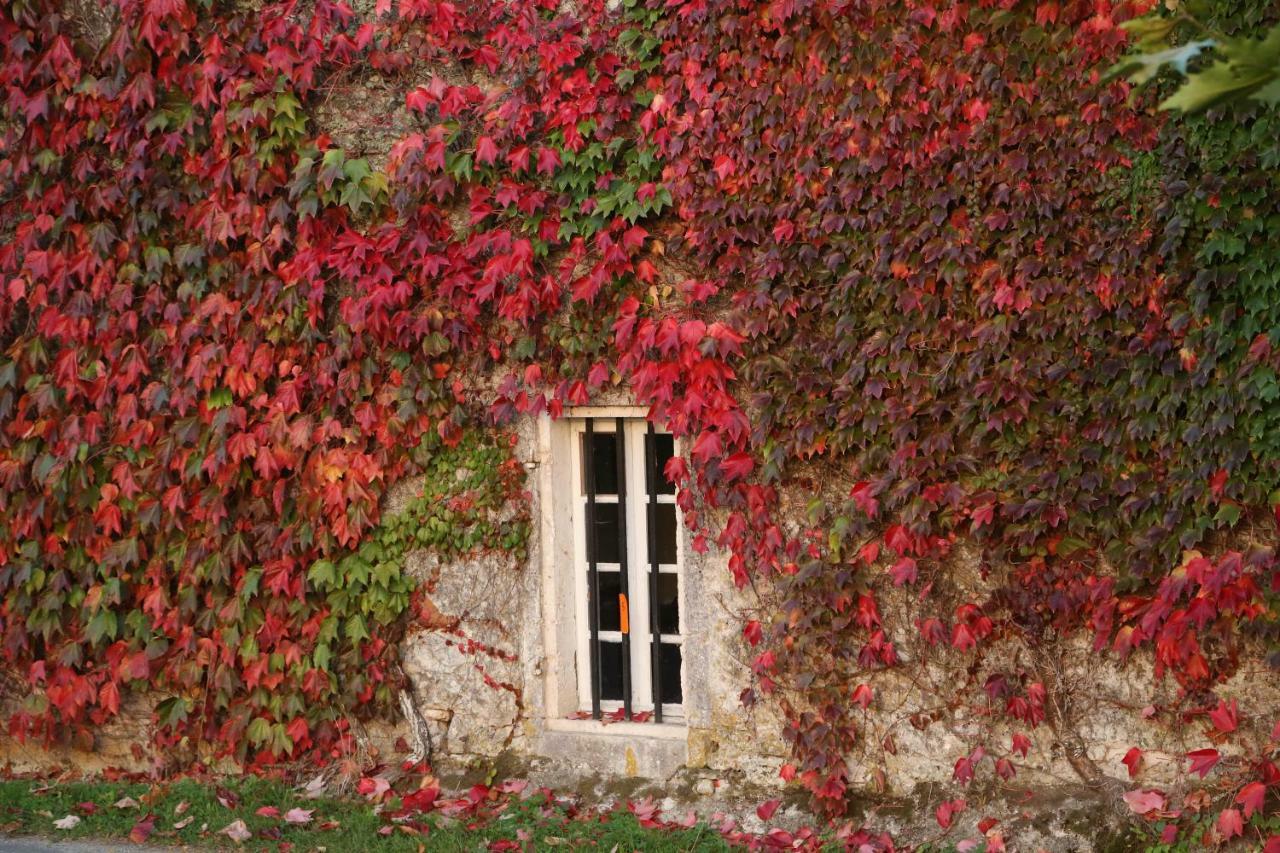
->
(849, 481, 878, 518)
(476, 136, 499, 165)
(1217, 807, 1243, 840)
(129, 814, 156, 843)
(1123, 789, 1166, 815)
(357, 776, 390, 799)
(935, 798, 965, 829)
(888, 556, 917, 586)
(1209, 468, 1228, 498)
(1187, 748, 1220, 778)
(1209, 698, 1238, 734)
(1236, 782, 1266, 819)
(536, 147, 560, 174)
(719, 452, 754, 482)
(405, 87, 432, 113)
(756, 798, 780, 821)
(1122, 747, 1142, 778)
(712, 154, 735, 181)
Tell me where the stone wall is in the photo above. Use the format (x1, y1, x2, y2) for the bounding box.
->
(8, 407, 1280, 849)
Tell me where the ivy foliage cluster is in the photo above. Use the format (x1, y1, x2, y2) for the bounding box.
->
(5, 0, 1280, 840)
(642, 0, 1280, 829)
(0, 0, 731, 767)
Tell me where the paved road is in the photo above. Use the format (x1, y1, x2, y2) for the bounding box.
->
(0, 840, 175, 852)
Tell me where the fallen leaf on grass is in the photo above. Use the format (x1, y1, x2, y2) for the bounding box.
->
(129, 814, 156, 843)
(114, 796, 140, 809)
(318, 820, 341, 831)
(173, 816, 194, 830)
(358, 776, 391, 799)
(75, 801, 98, 815)
(220, 819, 252, 843)
(302, 774, 328, 799)
(216, 787, 241, 809)
(256, 806, 281, 818)
(284, 807, 314, 824)
(174, 800, 190, 816)
(53, 815, 81, 829)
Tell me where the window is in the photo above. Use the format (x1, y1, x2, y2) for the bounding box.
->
(568, 417, 683, 723)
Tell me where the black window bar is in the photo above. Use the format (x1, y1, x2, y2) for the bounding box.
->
(645, 422, 664, 723)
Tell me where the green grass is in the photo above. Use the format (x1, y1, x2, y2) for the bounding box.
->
(0, 776, 734, 851)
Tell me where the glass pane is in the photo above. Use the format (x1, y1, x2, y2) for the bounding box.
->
(656, 572, 679, 635)
(652, 433, 675, 494)
(595, 571, 621, 632)
(586, 502, 620, 564)
(582, 430, 619, 495)
(654, 642, 682, 705)
(653, 503, 677, 565)
(600, 640, 624, 700)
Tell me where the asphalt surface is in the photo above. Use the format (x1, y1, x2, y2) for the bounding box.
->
(0, 840, 174, 852)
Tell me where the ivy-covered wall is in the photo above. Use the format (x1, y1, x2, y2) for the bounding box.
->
(4, 0, 1280, 847)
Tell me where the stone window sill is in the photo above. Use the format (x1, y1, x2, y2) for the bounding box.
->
(543, 718, 687, 740)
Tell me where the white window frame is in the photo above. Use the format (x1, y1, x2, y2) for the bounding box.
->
(536, 407, 688, 732)
(567, 417, 684, 722)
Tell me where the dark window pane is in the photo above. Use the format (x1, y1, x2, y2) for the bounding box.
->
(656, 572, 679, 635)
(600, 640, 624, 700)
(594, 571, 622, 632)
(582, 430, 619, 495)
(651, 433, 675, 494)
(652, 503, 677, 565)
(655, 642, 682, 705)
(586, 502, 620, 564)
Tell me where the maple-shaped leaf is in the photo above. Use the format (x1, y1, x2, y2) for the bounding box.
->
(889, 557, 917, 586)
(405, 87, 432, 113)
(284, 807, 314, 824)
(1235, 782, 1266, 819)
(712, 154, 735, 182)
(719, 452, 754, 482)
(1217, 807, 1244, 840)
(1187, 748, 1221, 778)
(1209, 698, 1238, 734)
